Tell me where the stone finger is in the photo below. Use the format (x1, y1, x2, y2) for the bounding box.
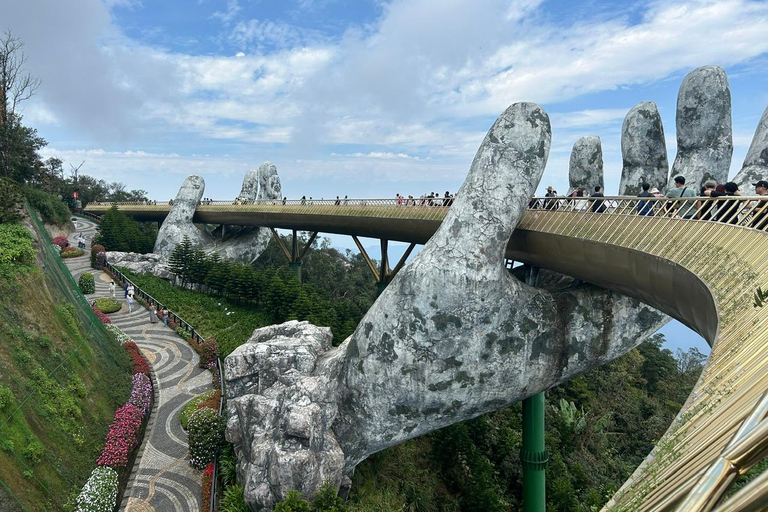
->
(569, 135, 604, 194)
(619, 101, 669, 195)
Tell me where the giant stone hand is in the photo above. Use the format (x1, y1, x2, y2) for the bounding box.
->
(153, 162, 281, 263)
(225, 103, 667, 511)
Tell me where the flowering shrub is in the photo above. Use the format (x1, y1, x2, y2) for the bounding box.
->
(74, 466, 118, 512)
(188, 407, 225, 469)
(91, 306, 112, 325)
(52, 236, 69, 249)
(90, 244, 105, 267)
(201, 462, 214, 511)
(123, 342, 150, 376)
(61, 247, 85, 258)
(198, 338, 219, 369)
(96, 404, 143, 467)
(93, 251, 107, 270)
(105, 324, 131, 344)
(128, 373, 152, 418)
(79, 272, 95, 294)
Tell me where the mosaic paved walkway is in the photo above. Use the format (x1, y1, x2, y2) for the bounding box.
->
(65, 218, 210, 511)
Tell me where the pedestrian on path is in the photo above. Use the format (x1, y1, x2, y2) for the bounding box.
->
(161, 306, 169, 327)
(109, 281, 115, 298)
(127, 294, 134, 313)
(149, 303, 158, 324)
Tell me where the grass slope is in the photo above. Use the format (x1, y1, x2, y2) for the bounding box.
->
(0, 220, 132, 511)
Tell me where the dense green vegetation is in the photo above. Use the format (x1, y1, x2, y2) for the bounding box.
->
(93, 206, 157, 253)
(0, 218, 132, 511)
(119, 234, 377, 356)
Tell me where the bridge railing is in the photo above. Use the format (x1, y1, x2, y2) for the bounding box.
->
(86, 195, 768, 231)
(526, 195, 768, 230)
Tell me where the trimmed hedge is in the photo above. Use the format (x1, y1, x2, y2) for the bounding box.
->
(61, 247, 85, 258)
(79, 272, 95, 294)
(94, 298, 121, 314)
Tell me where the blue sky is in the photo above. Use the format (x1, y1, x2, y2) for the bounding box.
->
(8, 0, 766, 355)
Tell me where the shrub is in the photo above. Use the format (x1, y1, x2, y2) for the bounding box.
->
(201, 463, 214, 512)
(0, 384, 14, 410)
(23, 438, 45, 463)
(90, 244, 105, 267)
(93, 251, 107, 270)
(96, 403, 143, 467)
(75, 466, 118, 512)
(312, 482, 347, 512)
(123, 342, 150, 376)
(221, 483, 250, 512)
(91, 306, 112, 325)
(274, 490, 312, 512)
(199, 338, 219, 369)
(94, 298, 121, 314)
(24, 187, 71, 226)
(0, 223, 36, 276)
(61, 247, 85, 258)
(52, 236, 69, 249)
(79, 272, 95, 294)
(128, 373, 153, 418)
(188, 407, 225, 469)
(180, 390, 215, 430)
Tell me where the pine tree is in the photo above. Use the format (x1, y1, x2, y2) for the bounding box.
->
(167, 236, 192, 286)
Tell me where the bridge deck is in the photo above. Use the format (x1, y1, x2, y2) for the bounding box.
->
(87, 198, 768, 511)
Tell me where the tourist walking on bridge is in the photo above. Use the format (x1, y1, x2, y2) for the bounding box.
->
(751, 180, 768, 230)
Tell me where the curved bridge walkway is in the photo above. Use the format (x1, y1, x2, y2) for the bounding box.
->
(89, 196, 768, 511)
(65, 218, 210, 511)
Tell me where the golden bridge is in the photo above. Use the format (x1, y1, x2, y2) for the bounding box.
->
(86, 196, 768, 512)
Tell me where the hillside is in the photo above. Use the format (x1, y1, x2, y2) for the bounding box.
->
(0, 208, 132, 511)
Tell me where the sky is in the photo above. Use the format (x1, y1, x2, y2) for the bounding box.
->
(7, 0, 763, 355)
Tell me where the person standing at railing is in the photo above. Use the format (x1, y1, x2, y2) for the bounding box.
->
(637, 183, 654, 216)
(711, 182, 742, 224)
(697, 180, 718, 220)
(149, 302, 158, 324)
(161, 306, 169, 327)
(590, 186, 607, 213)
(665, 176, 697, 218)
(301, 196, 306, 205)
(751, 180, 768, 230)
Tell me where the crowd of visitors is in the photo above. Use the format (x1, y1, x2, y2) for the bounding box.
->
(530, 176, 768, 229)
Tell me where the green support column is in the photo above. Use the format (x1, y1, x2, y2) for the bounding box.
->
(522, 392, 547, 512)
(522, 264, 546, 512)
(288, 261, 302, 283)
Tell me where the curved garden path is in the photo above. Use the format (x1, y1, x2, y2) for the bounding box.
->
(65, 218, 210, 511)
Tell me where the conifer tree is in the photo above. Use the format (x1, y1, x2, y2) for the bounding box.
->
(167, 236, 192, 286)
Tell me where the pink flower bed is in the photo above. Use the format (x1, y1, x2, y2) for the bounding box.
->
(96, 404, 143, 467)
(128, 373, 152, 418)
(52, 236, 69, 249)
(92, 306, 112, 324)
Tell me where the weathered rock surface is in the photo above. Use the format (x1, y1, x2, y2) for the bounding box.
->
(733, 105, 768, 193)
(569, 136, 604, 194)
(226, 103, 667, 511)
(153, 163, 281, 263)
(619, 101, 669, 195)
(670, 65, 732, 192)
(154, 175, 208, 259)
(106, 251, 173, 280)
(226, 321, 345, 512)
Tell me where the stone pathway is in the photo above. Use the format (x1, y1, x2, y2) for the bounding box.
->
(66, 219, 210, 512)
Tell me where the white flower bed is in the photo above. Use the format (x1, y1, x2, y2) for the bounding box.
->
(105, 324, 132, 345)
(75, 466, 118, 512)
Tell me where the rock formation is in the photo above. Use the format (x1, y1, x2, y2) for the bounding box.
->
(733, 106, 768, 193)
(619, 101, 669, 195)
(106, 251, 173, 280)
(153, 163, 281, 263)
(226, 103, 667, 511)
(569, 136, 604, 194)
(670, 65, 732, 192)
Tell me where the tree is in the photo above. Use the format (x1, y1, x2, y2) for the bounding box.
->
(0, 30, 41, 179)
(0, 30, 40, 128)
